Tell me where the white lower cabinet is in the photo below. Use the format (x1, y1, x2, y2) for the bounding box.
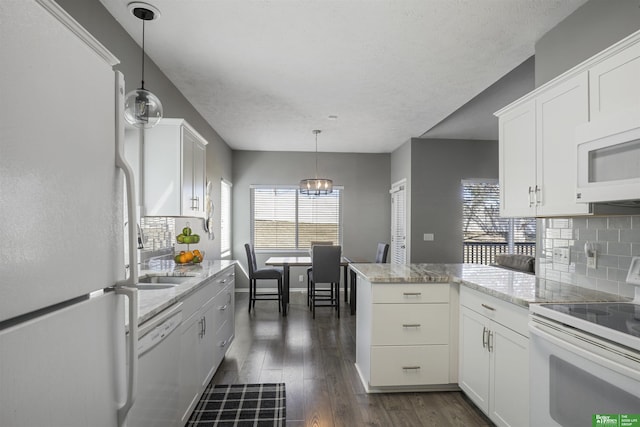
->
(178, 266, 235, 424)
(459, 286, 529, 427)
(355, 278, 458, 392)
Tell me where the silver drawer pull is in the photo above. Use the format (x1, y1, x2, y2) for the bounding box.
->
(481, 303, 495, 311)
(402, 366, 421, 370)
(219, 339, 227, 348)
(219, 304, 228, 311)
(403, 292, 422, 297)
(402, 324, 421, 328)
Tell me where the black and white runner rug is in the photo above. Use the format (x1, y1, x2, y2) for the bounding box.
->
(186, 383, 286, 426)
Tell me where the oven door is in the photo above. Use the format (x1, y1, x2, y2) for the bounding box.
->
(530, 317, 640, 427)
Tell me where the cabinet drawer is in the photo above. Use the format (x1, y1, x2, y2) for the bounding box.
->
(460, 286, 528, 336)
(372, 283, 449, 304)
(371, 303, 449, 345)
(211, 269, 234, 295)
(370, 345, 449, 386)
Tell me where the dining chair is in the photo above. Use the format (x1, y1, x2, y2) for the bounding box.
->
(375, 242, 389, 263)
(308, 244, 342, 318)
(244, 243, 283, 313)
(306, 241, 334, 306)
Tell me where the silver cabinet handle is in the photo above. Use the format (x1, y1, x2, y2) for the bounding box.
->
(219, 304, 228, 311)
(402, 366, 421, 370)
(402, 324, 421, 328)
(403, 292, 422, 297)
(481, 303, 495, 311)
(219, 339, 227, 348)
(488, 330, 494, 352)
(482, 326, 488, 348)
(528, 186, 534, 207)
(534, 185, 541, 206)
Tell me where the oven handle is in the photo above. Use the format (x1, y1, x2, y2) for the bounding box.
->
(529, 321, 640, 382)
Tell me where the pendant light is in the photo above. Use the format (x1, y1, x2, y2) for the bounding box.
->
(123, 3, 163, 129)
(300, 130, 333, 196)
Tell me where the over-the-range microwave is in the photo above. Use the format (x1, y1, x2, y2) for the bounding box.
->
(576, 109, 640, 204)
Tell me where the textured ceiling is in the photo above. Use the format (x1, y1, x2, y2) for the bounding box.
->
(100, 0, 586, 153)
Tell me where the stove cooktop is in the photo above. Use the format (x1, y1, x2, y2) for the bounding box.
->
(539, 302, 640, 338)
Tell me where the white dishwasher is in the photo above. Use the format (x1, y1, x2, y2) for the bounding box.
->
(128, 302, 183, 427)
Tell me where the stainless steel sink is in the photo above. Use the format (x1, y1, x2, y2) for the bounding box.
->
(135, 283, 179, 290)
(139, 276, 192, 284)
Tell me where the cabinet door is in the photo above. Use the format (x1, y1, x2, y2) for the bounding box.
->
(193, 141, 206, 216)
(590, 41, 640, 121)
(179, 313, 202, 424)
(182, 134, 195, 215)
(458, 306, 490, 413)
(143, 124, 182, 216)
(498, 100, 536, 217)
(198, 297, 218, 388)
(489, 322, 529, 427)
(536, 72, 590, 216)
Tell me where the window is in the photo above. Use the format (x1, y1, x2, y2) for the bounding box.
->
(251, 185, 342, 251)
(462, 180, 535, 264)
(220, 179, 232, 257)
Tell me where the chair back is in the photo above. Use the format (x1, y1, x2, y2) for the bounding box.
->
(311, 245, 341, 283)
(375, 242, 389, 263)
(244, 243, 258, 276)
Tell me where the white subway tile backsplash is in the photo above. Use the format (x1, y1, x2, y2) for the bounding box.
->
(538, 214, 640, 298)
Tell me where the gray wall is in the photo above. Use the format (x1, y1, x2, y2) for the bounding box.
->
(58, 0, 233, 260)
(409, 138, 499, 263)
(535, 0, 640, 87)
(232, 150, 391, 289)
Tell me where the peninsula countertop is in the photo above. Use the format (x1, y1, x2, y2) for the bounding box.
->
(131, 259, 237, 326)
(349, 263, 628, 308)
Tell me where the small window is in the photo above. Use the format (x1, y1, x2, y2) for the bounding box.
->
(462, 180, 535, 264)
(220, 179, 232, 257)
(251, 185, 342, 251)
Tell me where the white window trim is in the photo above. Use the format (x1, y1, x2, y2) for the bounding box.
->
(220, 178, 232, 258)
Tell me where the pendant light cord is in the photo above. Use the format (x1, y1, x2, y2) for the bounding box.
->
(141, 19, 146, 90)
(315, 131, 319, 179)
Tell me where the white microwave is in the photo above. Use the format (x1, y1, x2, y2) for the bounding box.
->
(576, 109, 640, 203)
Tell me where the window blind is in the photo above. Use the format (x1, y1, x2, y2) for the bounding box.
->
(251, 186, 342, 250)
(462, 181, 535, 244)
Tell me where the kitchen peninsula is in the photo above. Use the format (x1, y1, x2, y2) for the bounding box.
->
(350, 262, 627, 426)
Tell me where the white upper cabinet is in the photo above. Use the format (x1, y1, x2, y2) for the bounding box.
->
(498, 73, 590, 217)
(535, 72, 590, 217)
(497, 29, 640, 217)
(590, 40, 640, 121)
(498, 100, 536, 217)
(141, 119, 207, 217)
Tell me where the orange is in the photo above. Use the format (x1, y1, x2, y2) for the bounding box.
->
(178, 253, 188, 264)
(184, 251, 194, 262)
(193, 249, 201, 257)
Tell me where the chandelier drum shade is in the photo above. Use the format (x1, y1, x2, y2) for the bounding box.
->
(123, 2, 163, 129)
(300, 130, 333, 196)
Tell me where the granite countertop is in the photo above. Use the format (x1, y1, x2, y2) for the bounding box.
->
(130, 259, 237, 326)
(350, 263, 629, 308)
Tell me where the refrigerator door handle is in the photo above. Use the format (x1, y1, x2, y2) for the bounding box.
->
(113, 71, 139, 426)
(117, 286, 139, 427)
(114, 70, 139, 287)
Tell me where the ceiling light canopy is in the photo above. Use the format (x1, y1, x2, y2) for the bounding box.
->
(123, 2, 163, 129)
(300, 130, 333, 196)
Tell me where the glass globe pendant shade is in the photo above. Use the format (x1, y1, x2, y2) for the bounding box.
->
(124, 88, 163, 129)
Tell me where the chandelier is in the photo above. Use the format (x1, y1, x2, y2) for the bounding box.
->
(300, 130, 333, 196)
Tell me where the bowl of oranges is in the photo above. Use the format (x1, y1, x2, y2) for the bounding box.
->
(174, 249, 204, 265)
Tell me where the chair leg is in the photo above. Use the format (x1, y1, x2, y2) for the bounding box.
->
(311, 280, 316, 319)
(336, 282, 340, 318)
(248, 278, 253, 312)
(278, 277, 282, 313)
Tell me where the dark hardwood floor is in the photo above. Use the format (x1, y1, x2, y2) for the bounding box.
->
(211, 290, 493, 426)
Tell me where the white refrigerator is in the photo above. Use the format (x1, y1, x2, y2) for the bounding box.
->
(0, 1, 140, 426)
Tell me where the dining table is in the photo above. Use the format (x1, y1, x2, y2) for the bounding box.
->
(265, 256, 356, 316)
